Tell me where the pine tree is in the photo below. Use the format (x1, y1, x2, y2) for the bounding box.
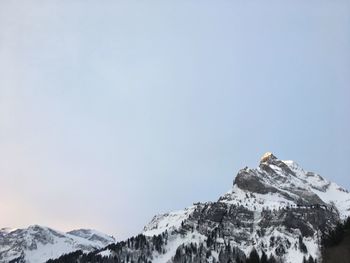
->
(267, 254, 277, 263)
(299, 235, 308, 253)
(246, 248, 260, 263)
(260, 251, 268, 263)
(307, 255, 315, 263)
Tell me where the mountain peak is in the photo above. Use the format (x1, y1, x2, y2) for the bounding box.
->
(260, 152, 277, 163)
(227, 153, 350, 215)
(140, 154, 350, 263)
(43, 154, 350, 263)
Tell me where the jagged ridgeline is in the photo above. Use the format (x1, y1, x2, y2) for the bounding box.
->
(0, 226, 115, 263)
(48, 153, 350, 263)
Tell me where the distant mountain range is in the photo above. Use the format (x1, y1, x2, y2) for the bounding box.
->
(2, 152, 350, 263)
(0, 225, 114, 262)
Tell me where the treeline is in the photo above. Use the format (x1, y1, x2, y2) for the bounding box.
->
(167, 242, 279, 263)
(301, 255, 317, 263)
(46, 217, 350, 263)
(46, 233, 303, 263)
(47, 233, 167, 263)
(47, 233, 280, 263)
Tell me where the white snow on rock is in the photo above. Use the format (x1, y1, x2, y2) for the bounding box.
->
(2, 153, 349, 263)
(97, 249, 112, 258)
(283, 160, 350, 218)
(0, 225, 115, 263)
(143, 206, 196, 236)
(138, 153, 350, 263)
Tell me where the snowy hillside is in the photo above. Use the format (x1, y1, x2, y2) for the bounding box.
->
(0, 225, 115, 263)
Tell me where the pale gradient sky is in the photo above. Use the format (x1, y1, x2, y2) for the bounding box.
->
(0, 0, 349, 239)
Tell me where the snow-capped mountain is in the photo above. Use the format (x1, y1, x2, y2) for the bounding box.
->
(141, 153, 350, 262)
(0, 225, 115, 263)
(28, 153, 350, 263)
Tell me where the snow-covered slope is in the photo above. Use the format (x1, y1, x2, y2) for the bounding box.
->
(219, 153, 350, 217)
(139, 152, 350, 262)
(30, 153, 350, 263)
(143, 206, 196, 236)
(283, 159, 350, 219)
(66, 229, 115, 248)
(0, 225, 115, 263)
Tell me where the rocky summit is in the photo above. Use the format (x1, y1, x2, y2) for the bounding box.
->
(7, 153, 350, 263)
(140, 153, 350, 262)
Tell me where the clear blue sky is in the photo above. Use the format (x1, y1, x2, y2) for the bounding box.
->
(1, 0, 349, 239)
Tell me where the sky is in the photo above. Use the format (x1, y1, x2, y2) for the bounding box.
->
(0, 0, 349, 239)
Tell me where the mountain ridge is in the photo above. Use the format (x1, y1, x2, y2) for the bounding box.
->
(0, 225, 115, 263)
(3, 152, 350, 263)
(139, 153, 350, 262)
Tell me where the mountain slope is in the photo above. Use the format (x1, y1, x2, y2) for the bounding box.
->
(0, 225, 115, 263)
(40, 153, 350, 263)
(140, 153, 349, 262)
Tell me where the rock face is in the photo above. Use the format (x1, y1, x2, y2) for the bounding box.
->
(140, 153, 350, 262)
(232, 154, 329, 207)
(25, 153, 350, 263)
(0, 225, 115, 263)
(260, 152, 276, 163)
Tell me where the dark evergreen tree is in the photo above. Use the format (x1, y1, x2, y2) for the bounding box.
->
(206, 234, 213, 248)
(344, 217, 350, 230)
(307, 255, 315, 263)
(260, 251, 268, 263)
(173, 245, 183, 263)
(246, 248, 260, 263)
(267, 254, 277, 263)
(299, 235, 308, 253)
